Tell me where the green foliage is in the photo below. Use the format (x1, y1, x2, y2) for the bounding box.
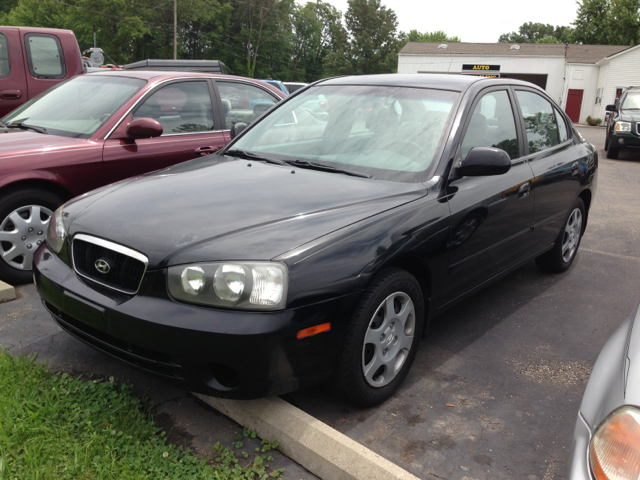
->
(586, 115, 603, 125)
(573, 0, 640, 45)
(323, 0, 402, 76)
(498, 22, 573, 43)
(0, 351, 283, 479)
(402, 29, 461, 43)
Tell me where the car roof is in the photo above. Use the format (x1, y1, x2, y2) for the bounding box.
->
(316, 73, 537, 92)
(86, 71, 286, 97)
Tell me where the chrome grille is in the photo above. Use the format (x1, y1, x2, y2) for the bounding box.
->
(72, 234, 148, 294)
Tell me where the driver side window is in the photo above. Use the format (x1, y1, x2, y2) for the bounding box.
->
(461, 90, 519, 160)
(133, 81, 214, 135)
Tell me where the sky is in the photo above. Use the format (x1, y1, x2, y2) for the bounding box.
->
(302, 0, 581, 43)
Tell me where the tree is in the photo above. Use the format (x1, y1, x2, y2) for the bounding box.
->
(288, 2, 346, 82)
(606, 0, 640, 45)
(572, 0, 612, 44)
(572, 0, 639, 45)
(402, 29, 460, 43)
(498, 22, 573, 43)
(323, 0, 401, 76)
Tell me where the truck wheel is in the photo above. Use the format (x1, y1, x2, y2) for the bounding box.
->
(0, 189, 63, 285)
(606, 140, 619, 159)
(535, 198, 585, 273)
(333, 268, 424, 407)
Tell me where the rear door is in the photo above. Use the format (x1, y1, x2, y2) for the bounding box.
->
(441, 87, 535, 305)
(513, 88, 581, 249)
(214, 80, 280, 136)
(22, 32, 68, 100)
(102, 78, 227, 184)
(0, 29, 28, 117)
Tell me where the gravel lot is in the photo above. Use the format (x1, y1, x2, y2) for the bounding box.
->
(1, 125, 637, 479)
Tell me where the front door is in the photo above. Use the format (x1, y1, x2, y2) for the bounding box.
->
(565, 89, 583, 123)
(103, 79, 227, 184)
(0, 30, 28, 118)
(441, 88, 535, 305)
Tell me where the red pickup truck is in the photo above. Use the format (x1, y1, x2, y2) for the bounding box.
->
(0, 27, 84, 117)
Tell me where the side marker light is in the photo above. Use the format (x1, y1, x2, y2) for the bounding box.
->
(297, 323, 331, 339)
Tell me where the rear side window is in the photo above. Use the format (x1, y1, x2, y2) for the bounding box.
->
(0, 34, 10, 79)
(515, 91, 560, 154)
(25, 33, 65, 79)
(555, 108, 569, 142)
(216, 81, 278, 128)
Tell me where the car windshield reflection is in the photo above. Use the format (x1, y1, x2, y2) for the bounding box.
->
(231, 85, 459, 182)
(2, 75, 146, 139)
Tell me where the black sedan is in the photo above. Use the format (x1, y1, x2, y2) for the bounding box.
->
(34, 74, 597, 406)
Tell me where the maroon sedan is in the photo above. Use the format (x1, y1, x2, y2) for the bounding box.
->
(0, 71, 285, 284)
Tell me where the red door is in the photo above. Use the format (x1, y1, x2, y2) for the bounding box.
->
(565, 89, 583, 123)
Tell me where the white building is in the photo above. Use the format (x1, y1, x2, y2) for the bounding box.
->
(398, 42, 640, 124)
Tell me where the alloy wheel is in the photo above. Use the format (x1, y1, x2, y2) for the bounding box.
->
(0, 205, 52, 270)
(362, 291, 416, 387)
(561, 208, 582, 263)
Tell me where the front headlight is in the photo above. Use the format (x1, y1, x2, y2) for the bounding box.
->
(615, 121, 632, 132)
(45, 206, 67, 254)
(590, 406, 640, 479)
(168, 262, 288, 310)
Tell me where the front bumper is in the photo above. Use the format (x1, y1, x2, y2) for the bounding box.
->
(611, 129, 640, 149)
(34, 244, 361, 399)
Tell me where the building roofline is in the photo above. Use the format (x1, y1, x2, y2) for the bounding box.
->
(595, 44, 639, 65)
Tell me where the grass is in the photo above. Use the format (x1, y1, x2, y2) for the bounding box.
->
(0, 352, 283, 479)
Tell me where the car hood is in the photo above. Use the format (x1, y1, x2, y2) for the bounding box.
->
(619, 110, 640, 122)
(0, 129, 85, 157)
(67, 157, 427, 269)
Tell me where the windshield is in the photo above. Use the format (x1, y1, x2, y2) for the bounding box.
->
(2, 75, 146, 138)
(231, 85, 458, 182)
(622, 93, 640, 110)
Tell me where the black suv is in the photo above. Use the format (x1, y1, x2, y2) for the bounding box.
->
(605, 86, 640, 159)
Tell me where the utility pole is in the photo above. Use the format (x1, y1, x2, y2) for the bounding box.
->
(173, 0, 177, 60)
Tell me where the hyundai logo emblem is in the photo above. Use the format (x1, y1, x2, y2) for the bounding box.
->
(95, 259, 110, 274)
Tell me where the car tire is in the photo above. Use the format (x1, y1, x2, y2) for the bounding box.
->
(333, 268, 424, 407)
(604, 134, 609, 151)
(535, 198, 585, 273)
(606, 139, 619, 159)
(0, 188, 64, 285)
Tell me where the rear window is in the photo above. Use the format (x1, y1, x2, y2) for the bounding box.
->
(0, 34, 9, 79)
(25, 33, 65, 79)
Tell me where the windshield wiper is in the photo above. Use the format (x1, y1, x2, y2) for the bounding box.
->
(3, 122, 47, 134)
(285, 159, 371, 178)
(224, 149, 285, 165)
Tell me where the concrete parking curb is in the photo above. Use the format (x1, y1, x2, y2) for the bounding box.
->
(194, 393, 419, 480)
(0, 281, 16, 303)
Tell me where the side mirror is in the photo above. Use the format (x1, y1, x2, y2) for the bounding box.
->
(230, 122, 247, 139)
(458, 147, 511, 177)
(126, 118, 163, 139)
(605, 104, 617, 112)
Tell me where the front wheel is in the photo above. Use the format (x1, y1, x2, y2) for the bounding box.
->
(333, 268, 424, 407)
(535, 198, 585, 273)
(0, 188, 64, 285)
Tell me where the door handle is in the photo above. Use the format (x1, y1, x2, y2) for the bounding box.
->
(518, 182, 531, 199)
(0, 90, 22, 100)
(195, 146, 221, 156)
